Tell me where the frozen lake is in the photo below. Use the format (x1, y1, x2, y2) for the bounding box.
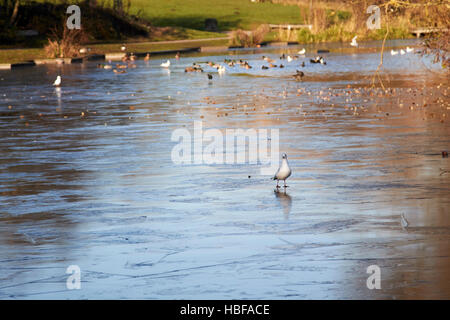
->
(0, 39, 449, 299)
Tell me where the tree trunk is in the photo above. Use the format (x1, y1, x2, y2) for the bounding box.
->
(10, 0, 19, 25)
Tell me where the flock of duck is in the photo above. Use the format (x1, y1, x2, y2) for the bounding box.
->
(54, 46, 328, 86)
(53, 38, 418, 88)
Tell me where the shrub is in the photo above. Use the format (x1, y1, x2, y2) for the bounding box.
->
(44, 25, 86, 58)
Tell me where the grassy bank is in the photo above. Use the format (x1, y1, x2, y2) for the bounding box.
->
(0, 38, 230, 64)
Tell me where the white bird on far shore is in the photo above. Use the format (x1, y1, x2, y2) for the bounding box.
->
(53, 75, 61, 86)
(400, 49, 406, 55)
(406, 46, 414, 53)
(298, 48, 306, 55)
(391, 49, 399, 55)
(160, 60, 170, 68)
(273, 153, 292, 189)
(350, 35, 358, 47)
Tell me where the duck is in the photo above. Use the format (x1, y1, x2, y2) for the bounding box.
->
(310, 56, 321, 63)
(262, 65, 269, 70)
(79, 47, 90, 54)
(301, 61, 305, 67)
(185, 65, 203, 73)
(218, 65, 226, 74)
(113, 69, 127, 74)
(160, 60, 170, 68)
(310, 56, 326, 64)
(293, 70, 304, 81)
(144, 53, 150, 61)
(175, 52, 180, 59)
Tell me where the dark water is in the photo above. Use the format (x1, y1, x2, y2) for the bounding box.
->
(0, 39, 449, 299)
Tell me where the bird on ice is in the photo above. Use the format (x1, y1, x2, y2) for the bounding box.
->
(273, 153, 292, 189)
(400, 49, 406, 55)
(287, 55, 293, 62)
(218, 65, 226, 74)
(350, 36, 358, 47)
(406, 47, 414, 53)
(391, 49, 399, 55)
(53, 75, 61, 86)
(298, 48, 306, 55)
(160, 60, 170, 68)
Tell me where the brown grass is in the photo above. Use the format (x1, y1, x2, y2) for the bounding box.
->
(44, 26, 87, 59)
(229, 24, 270, 47)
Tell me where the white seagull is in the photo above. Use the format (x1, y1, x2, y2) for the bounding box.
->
(298, 48, 306, 55)
(273, 153, 292, 189)
(391, 49, 399, 55)
(53, 75, 61, 86)
(406, 46, 414, 53)
(160, 60, 170, 68)
(350, 35, 358, 47)
(400, 49, 406, 55)
(287, 55, 293, 62)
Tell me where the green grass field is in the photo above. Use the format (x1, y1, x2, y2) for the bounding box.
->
(102, 0, 304, 31)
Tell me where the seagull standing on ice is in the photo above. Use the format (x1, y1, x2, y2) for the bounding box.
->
(287, 56, 293, 62)
(350, 36, 358, 47)
(160, 60, 170, 68)
(400, 49, 406, 55)
(273, 153, 292, 189)
(391, 49, 399, 55)
(298, 48, 306, 55)
(406, 47, 414, 53)
(53, 75, 61, 86)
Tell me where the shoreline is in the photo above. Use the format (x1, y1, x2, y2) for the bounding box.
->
(0, 37, 420, 68)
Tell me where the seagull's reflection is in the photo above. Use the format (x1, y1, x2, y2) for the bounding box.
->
(274, 189, 292, 219)
(161, 68, 171, 77)
(55, 87, 62, 109)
